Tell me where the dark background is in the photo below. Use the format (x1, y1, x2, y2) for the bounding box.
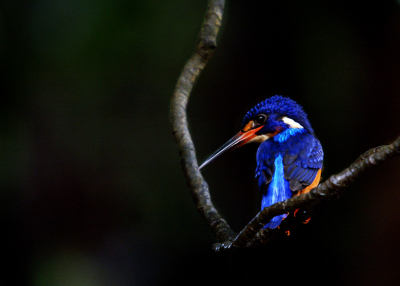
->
(1, 0, 400, 285)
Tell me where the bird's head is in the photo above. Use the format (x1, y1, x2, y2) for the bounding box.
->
(199, 95, 314, 169)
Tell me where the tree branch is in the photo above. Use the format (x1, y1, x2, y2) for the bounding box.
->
(213, 137, 400, 252)
(170, 0, 400, 252)
(170, 0, 236, 242)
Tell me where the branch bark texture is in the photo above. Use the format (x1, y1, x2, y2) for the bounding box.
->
(170, 0, 236, 242)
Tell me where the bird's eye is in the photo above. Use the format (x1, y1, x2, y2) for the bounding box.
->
(255, 114, 267, 125)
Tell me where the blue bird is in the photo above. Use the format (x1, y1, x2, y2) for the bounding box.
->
(199, 95, 323, 229)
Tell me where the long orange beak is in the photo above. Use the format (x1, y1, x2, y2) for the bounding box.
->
(198, 125, 263, 170)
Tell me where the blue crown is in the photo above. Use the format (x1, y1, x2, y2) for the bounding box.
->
(242, 95, 314, 134)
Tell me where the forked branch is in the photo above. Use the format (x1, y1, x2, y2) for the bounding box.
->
(170, 0, 400, 252)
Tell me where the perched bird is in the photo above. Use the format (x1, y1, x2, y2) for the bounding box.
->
(199, 95, 323, 229)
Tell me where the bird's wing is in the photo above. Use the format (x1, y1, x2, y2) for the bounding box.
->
(255, 153, 274, 192)
(283, 136, 323, 192)
(255, 133, 323, 193)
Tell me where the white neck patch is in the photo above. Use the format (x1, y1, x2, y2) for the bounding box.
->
(282, 117, 304, 129)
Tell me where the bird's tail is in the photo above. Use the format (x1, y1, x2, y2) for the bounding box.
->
(261, 191, 291, 229)
(264, 213, 286, 229)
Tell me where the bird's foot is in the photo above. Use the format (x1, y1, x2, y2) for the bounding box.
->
(294, 209, 311, 224)
(277, 226, 290, 236)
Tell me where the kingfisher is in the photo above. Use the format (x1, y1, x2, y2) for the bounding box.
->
(199, 95, 323, 229)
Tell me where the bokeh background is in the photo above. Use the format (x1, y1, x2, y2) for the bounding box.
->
(1, 0, 400, 285)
